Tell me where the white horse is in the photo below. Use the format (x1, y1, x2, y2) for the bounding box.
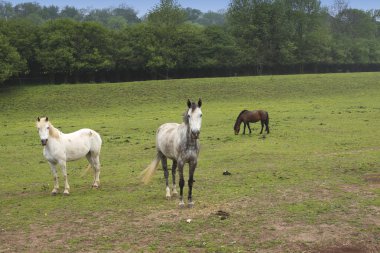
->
(36, 117, 102, 195)
(141, 99, 202, 208)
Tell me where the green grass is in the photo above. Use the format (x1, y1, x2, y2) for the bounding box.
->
(0, 72, 379, 252)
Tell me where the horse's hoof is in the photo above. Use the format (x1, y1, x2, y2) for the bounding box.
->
(166, 195, 171, 200)
(188, 202, 194, 208)
(171, 191, 178, 197)
(92, 185, 99, 189)
(63, 191, 70, 196)
(51, 191, 57, 196)
(179, 201, 185, 208)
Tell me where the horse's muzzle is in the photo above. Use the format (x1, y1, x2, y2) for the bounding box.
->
(191, 131, 200, 139)
(41, 139, 48, 146)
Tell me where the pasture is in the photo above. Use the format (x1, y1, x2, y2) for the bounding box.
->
(0, 72, 379, 252)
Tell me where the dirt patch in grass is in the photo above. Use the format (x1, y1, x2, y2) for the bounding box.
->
(313, 246, 368, 253)
(1, 185, 379, 252)
(364, 173, 380, 183)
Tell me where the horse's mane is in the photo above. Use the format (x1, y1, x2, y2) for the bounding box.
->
(182, 102, 198, 124)
(234, 110, 248, 129)
(48, 122, 61, 139)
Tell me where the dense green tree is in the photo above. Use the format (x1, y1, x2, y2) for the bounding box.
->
(184, 7, 202, 23)
(13, 2, 41, 17)
(72, 22, 114, 77)
(283, 0, 332, 70)
(0, 34, 25, 83)
(0, 0, 379, 84)
(40, 5, 59, 20)
(112, 5, 140, 24)
(197, 11, 226, 26)
(0, 19, 40, 72)
(0, 1, 14, 20)
(36, 19, 77, 82)
(228, 0, 297, 70)
(145, 0, 187, 77)
(333, 8, 377, 39)
(202, 25, 239, 67)
(60, 6, 84, 21)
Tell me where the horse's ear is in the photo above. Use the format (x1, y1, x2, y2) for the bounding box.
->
(187, 99, 191, 108)
(45, 117, 48, 122)
(198, 98, 202, 108)
(37, 117, 40, 122)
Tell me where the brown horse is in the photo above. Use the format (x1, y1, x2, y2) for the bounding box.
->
(234, 110, 270, 135)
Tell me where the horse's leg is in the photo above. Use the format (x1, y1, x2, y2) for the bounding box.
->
(92, 154, 101, 188)
(247, 123, 252, 134)
(161, 155, 171, 199)
(188, 160, 197, 208)
(59, 160, 70, 195)
(260, 120, 264, 134)
(266, 120, 270, 134)
(243, 122, 247, 134)
(49, 162, 59, 195)
(171, 160, 178, 197)
(178, 160, 185, 208)
(86, 153, 100, 188)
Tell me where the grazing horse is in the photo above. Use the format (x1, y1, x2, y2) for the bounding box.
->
(36, 117, 102, 195)
(141, 98, 202, 208)
(234, 110, 270, 135)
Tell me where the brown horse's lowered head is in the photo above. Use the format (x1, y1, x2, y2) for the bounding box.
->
(233, 110, 247, 135)
(234, 124, 240, 135)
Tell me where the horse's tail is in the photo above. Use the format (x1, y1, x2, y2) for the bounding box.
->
(140, 153, 161, 184)
(80, 164, 92, 178)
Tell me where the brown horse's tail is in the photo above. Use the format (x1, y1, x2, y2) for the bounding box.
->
(140, 153, 161, 184)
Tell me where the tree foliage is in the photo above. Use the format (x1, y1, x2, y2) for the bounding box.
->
(0, 0, 379, 84)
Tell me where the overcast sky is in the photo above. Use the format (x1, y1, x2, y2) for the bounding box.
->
(6, 0, 380, 16)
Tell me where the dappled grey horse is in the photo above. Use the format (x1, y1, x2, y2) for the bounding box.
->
(141, 98, 202, 208)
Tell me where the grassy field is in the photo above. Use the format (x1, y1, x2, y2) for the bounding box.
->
(0, 73, 379, 252)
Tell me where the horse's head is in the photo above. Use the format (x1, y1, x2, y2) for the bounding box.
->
(36, 117, 50, 146)
(234, 124, 240, 135)
(186, 98, 202, 139)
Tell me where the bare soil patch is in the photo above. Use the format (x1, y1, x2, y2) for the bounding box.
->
(364, 173, 380, 183)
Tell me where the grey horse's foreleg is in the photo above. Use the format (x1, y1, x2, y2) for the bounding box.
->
(171, 160, 178, 196)
(178, 160, 185, 208)
(188, 160, 197, 208)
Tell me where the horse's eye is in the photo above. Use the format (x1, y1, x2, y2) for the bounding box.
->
(187, 115, 190, 118)
(200, 114, 202, 118)
(47, 127, 50, 130)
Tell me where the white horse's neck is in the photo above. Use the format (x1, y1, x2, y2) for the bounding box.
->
(48, 124, 61, 140)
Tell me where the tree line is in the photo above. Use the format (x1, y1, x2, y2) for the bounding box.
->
(0, 0, 379, 85)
